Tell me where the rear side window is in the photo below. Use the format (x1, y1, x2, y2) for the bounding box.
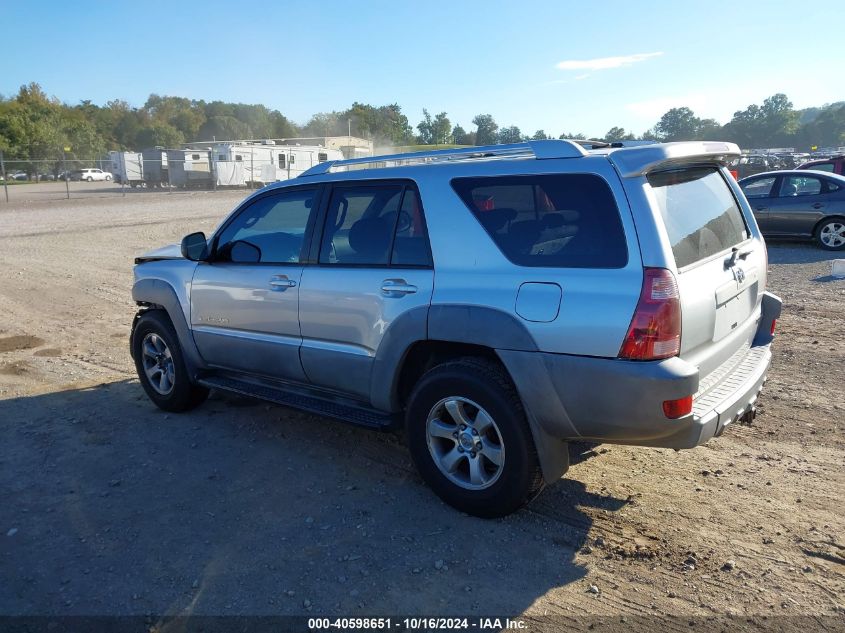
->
(451, 174, 627, 268)
(649, 167, 748, 269)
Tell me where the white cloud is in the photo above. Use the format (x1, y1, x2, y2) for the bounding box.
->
(556, 52, 663, 72)
(574, 73, 590, 81)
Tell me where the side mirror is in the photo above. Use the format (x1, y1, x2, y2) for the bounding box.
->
(181, 232, 209, 261)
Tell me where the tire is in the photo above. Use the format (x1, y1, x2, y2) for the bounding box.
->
(131, 310, 208, 412)
(86, 176, 93, 182)
(105, 175, 112, 181)
(406, 357, 543, 518)
(815, 217, 845, 250)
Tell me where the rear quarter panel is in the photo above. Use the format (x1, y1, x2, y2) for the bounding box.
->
(420, 157, 643, 358)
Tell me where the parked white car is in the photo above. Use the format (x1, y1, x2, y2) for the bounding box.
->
(71, 168, 113, 182)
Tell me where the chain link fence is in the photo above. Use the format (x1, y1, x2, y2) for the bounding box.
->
(0, 145, 338, 203)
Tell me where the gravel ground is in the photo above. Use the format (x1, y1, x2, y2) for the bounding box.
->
(0, 192, 843, 629)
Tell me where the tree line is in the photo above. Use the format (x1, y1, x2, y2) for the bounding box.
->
(1, 83, 843, 169)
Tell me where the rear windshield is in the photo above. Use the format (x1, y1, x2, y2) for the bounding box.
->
(451, 174, 627, 268)
(648, 167, 748, 269)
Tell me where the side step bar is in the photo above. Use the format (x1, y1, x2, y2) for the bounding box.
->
(197, 375, 399, 430)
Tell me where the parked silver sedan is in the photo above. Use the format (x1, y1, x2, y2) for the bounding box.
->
(739, 170, 845, 250)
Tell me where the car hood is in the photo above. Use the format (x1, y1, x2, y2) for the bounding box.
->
(134, 243, 182, 264)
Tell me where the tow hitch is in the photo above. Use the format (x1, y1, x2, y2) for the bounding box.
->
(739, 406, 757, 425)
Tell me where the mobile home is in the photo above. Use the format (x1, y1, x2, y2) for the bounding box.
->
(166, 149, 213, 188)
(212, 141, 343, 185)
(141, 148, 170, 188)
(108, 151, 144, 187)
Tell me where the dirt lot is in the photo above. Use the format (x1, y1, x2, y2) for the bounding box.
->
(0, 192, 843, 630)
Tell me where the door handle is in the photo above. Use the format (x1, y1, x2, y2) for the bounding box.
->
(381, 279, 417, 296)
(812, 203, 823, 209)
(269, 275, 297, 290)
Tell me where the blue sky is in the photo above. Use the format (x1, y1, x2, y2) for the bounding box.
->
(2, 0, 842, 138)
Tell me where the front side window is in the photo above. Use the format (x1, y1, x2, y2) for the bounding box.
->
(649, 167, 748, 269)
(451, 174, 627, 268)
(216, 189, 317, 264)
(741, 176, 776, 198)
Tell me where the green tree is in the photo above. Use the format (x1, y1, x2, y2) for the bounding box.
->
(344, 103, 414, 145)
(654, 107, 701, 141)
(498, 125, 523, 144)
(198, 115, 252, 141)
(603, 126, 635, 142)
(416, 109, 435, 144)
(144, 95, 206, 141)
(135, 123, 185, 149)
(558, 131, 587, 140)
(531, 130, 549, 140)
(431, 112, 451, 145)
(472, 114, 498, 145)
(452, 125, 472, 145)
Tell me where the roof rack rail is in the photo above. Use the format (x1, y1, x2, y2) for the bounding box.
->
(299, 139, 587, 177)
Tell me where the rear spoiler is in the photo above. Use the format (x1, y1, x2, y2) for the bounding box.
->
(608, 141, 741, 178)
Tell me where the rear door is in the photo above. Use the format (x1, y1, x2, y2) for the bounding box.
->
(648, 166, 765, 378)
(298, 181, 434, 401)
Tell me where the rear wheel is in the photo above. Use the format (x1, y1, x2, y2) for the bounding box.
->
(816, 218, 845, 250)
(132, 311, 208, 412)
(86, 176, 93, 182)
(406, 358, 543, 518)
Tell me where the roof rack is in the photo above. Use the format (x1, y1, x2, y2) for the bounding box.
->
(299, 139, 587, 177)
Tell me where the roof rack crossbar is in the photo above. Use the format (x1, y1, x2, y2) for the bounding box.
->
(299, 140, 587, 177)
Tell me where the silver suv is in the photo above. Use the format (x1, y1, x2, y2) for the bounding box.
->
(130, 140, 782, 517)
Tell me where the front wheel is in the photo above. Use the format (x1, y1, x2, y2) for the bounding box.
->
(86, 176, 93, 182)
(105, 175, 112, 181)
(816, 218, 845, 250)
(131, 311, 208, 412)
(406, 358, 543, 518)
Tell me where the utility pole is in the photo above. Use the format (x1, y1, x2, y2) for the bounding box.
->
(62, 149, 70, 199)
(0, 150, 8, 203)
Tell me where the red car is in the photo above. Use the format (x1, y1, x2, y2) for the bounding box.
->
(798, 155, 845, 176)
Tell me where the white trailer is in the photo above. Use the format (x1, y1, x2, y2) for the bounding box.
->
(108, 151, 144, 187)
(211, 141, 343, 185)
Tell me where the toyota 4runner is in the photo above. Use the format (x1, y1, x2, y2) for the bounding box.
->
(130, 140, 782, 517)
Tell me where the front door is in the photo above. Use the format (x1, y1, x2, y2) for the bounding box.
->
(299, 182, 434, 401)
(190, 186, 322, 381)
(739, 174, 779, 233)
(766, 174, 827, 236)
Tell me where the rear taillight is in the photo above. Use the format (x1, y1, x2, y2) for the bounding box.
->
(619, 268, 681, 361)
(662, 395, 693, 419)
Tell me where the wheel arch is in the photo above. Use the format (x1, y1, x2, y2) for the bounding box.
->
(813, 214, 845, 235)
(131, 278, 205, 376)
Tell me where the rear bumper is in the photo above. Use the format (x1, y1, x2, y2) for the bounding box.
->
(499, 291, 782, 449)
